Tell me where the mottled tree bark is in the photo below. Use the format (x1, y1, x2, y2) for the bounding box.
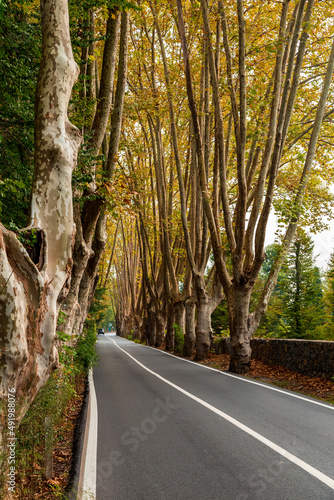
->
(193, 271, 223, 361)
(227, 284, 253, 374)
(194, 283, 212, 361)
(0, 0, 81, 429)
(155, 308, 166, 348)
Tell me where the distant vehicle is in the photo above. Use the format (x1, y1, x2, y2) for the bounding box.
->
(98, 328, 105, 335)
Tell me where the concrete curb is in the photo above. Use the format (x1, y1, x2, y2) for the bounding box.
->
(64, 374, 90, 499)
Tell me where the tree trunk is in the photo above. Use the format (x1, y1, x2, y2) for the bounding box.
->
(194, 284, 213, 361)
(115, 309, 122, 336)
(59, 199, 100, 337)
(174, 300, 185, 333)
(183, 295, 196, 357)
(147, 306, 157, 346)
(0, 0, 81, 432)
(60, 9, 129, 340)
(174, 300, 185, 354)
(155, 307, 166, 348)
(228, 283, 253, 374)
(294, 241, 302, 337)
(165, 299, 175, 351)
(133, 314, 143, 341)
(76, 211, 108, 336)
(122, 315, 133, 338)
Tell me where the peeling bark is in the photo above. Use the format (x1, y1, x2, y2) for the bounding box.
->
(227, 284, 253, 374)
(0, 0, 81, 433)
(194, 285, 212, 361)
(193, 271, 223, 361)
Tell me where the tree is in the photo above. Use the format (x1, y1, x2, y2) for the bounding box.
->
(279, 233, 324, 338)
(255, 243, 288, 338)
(102, 3, 224, 359)
(103, 0, 334, 368)
(321, 252, 334, 338)
(258, 236, 325, 339)
(60, 4, 130, 340)
(175, 0, 334, 372)
(0, 0, 81, 434)
(152, 1, 224, 359)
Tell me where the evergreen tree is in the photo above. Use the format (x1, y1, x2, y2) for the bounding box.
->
(257, 244, 288, 338)
(323, 252, 334, 337)
(259, 233, 325, 339)
(281, 233, 324, 338)
(211, 300, 229, 336)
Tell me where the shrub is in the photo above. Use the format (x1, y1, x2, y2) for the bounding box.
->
(75, 322, 99, 372)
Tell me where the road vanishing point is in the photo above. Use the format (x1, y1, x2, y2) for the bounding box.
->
(80, 333, 334, 500)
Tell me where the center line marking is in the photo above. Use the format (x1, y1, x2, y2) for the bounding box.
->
(111, 338, 334, 491)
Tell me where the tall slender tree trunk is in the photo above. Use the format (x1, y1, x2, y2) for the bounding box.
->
(76, 210, 108, 335)
(194, 281, 213, 361)
(155, 305, 166, 348)
(165, 299, 175, 351)
(174, 299, 185, 353)
(147, 305, 157, 346)
(60, 8, 128, 338)
(165, 299, 185, 352)
(183, 295, 196, 357)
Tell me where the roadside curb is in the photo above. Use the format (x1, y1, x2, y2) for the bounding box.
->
(65, 374, 90, 499)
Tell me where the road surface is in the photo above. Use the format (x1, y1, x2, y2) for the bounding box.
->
(85, 333, 334, 499)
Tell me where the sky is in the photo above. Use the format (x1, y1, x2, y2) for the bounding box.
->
(265, 212, 334, 271)
(313, 222, 334, 270)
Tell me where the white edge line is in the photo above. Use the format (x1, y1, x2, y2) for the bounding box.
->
(82, 369, 98, 500)
(126, 340, 334, 411)
(111, 338, 334, 491)
(220, 371, 334, 409)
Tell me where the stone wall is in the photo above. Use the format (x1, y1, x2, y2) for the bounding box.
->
(213, 337, 334, 379)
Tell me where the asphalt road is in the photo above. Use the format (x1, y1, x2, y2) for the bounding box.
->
(92, 333, 334, 500)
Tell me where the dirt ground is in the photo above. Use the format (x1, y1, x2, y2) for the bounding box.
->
(199, 352, 334, 405)
(12, 375, 86, 499)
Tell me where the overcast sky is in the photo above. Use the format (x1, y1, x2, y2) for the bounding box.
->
(264, 212, 334, 271)
(311, 223, 334, 270)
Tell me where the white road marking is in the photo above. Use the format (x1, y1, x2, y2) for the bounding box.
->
(221, 371, 334, 409)
(138, 341, 334, 411)
(111, 338, 334, 491)
(82, 369, 98, 500)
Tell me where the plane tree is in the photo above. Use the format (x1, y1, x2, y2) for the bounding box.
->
(0, 0, 82, 427)
(60, 3, 130, 339)
(105, 0, 334, 368)
(0, 0, 131, 438)
(108, 3, 225, 358)
(175, 0, 334, 372)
